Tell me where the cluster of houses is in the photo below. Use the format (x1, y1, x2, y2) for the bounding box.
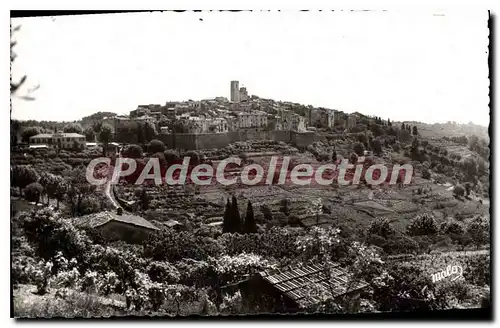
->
(82, 81, 347, 139)
(26, 81, 358, 150)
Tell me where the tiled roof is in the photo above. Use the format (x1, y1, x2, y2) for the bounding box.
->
(31, 133, 85, 139)
(59, 133, 85, 138)
(259, 263, 369, 308)
(30, 134, 53, 139)
(73, 211, 159, 231)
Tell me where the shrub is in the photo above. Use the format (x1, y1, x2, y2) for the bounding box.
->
(146, 261, 180, 284)
(453, 185, 465, 198)
(79, 197, 101, 215)
(463, 255, 490, 286)
(21, 208, 92, 261)
(353, 142, 365, 156)
(11, 165, 40, 195)
(440, 219, 465, 235)
(148, 139, 165, 154)
(406, 213, 438, 236)
(367, 218, 396, 239)
(24, 182, 44, 203)
(123, 144, 143, 159)
(466, 216, 490, 249)
(422, 168, 431, 180)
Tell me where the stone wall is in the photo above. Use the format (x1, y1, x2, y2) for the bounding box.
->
(158, 129, 315, 150)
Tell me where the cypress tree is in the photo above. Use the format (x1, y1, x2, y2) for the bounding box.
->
(222, 199, 232, 233)
(231, 196, 242, 233)
(243, 201, 257, 234)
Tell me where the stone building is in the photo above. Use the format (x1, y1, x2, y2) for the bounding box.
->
(230, 80, 240, 102)
(29, 132, 87, 150)
(236, 262, 369, 313)
(73, 210, 160, 244)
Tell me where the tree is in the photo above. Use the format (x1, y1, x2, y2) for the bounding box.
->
(39, 172, 66, 207)
(422, 168, 431, 180)
(143, 122, 157, 143)
(164, 149, 180, 163)
(123, 144, 143, 159)
(279, 198, 291, 216)
(24, 182, 43, 204)
(440, 219, 465, 235)
(401, 123, 405, 130)
(11, 120, 21, 147)
(477, 158, 487, 175)
(349, 152, 358, 164)
(63, 123, 83, 134)
(21, 126, 41, 143)
(63, 166, 96, 216)
(353, 142, 365, 156)
(463, 158, 478, 181)
(387, 118, 392, 126)
(399, 129, 412, 143)
(453, 185, 465, 198)
(467, 216, 489, 249)
(243, 201, 257, 234)
(222, 199, 233, 234)
(260, 204, 273, 222)
(367, 218, 396, 240)
(84, 127, 96, 142)
(92, 121, 103, 134)
(231, 196, 242, 234)
(11, 24, 38, 108)
(412, 125, 418, 136)
(148, 139, 165, 154)
(407, 213, 438, 236)
(11, 165, 39, 196)
(99, 123, 113, 156)
(140, 188, 150, 210)
(371, 138, 383, 155)
(464, 182, 472, 197)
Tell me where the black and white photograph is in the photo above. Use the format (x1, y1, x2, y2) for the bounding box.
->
(9, 9, 492, 319)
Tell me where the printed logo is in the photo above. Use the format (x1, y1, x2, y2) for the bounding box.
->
(431, 265, 463, 283)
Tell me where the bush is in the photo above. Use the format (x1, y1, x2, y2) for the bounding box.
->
(407, 213, 438, 236)
(21, 208, 92, 262)
(79, 197, 101, 215)
(146, 261, 180, 284)
(453, 185, 465, 198)
(353, 142, 365, 156)
(440, 219, 465, 235)
(123, 144, 143, 159)
(148, 139, 165, 154)
(24, 182, 43, 203)
(142, 230, 223, 262)
(422, 168, 431, 180)
(367, 218, 396, 239)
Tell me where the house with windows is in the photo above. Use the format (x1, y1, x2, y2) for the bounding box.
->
(29, 132, 86, 150)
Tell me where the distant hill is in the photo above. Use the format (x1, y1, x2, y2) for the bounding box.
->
(395, 121, 489, 141)
(81, 111, 117, 122)
(80, 111, 117, 129)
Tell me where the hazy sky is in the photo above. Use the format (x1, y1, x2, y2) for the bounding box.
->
(11, 10, 490, 126)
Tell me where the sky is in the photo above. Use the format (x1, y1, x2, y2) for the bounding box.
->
(11, 10, 490, 126)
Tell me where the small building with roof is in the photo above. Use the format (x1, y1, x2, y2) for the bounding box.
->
(236, 262, 370, 313)
(73, 209, 160, 244)
(29, 132, 86, 150)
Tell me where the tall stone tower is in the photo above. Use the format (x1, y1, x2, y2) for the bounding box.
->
(230, 81, 240, 102)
